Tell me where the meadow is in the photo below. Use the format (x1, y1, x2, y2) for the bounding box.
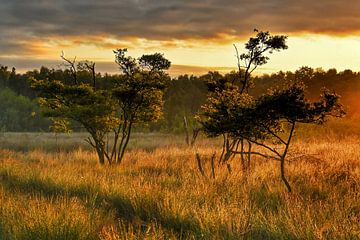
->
(0, 121, 359, 239)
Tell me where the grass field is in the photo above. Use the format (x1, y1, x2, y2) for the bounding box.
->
(0, 126, 359, 239)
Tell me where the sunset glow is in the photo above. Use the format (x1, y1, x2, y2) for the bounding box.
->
(1, 1, 360, 75)
(1, 2, 360, 238)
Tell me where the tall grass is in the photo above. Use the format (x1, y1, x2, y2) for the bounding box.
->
(0, 130, 359, 239)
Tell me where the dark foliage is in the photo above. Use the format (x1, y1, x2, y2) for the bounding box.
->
(198, 30, 344, 192)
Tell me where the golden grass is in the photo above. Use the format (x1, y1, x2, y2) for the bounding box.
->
(0, 132, 359, 239)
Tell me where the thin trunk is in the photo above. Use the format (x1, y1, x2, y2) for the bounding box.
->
(106, 133, 109, 159)
(195, 153, 207, 178)
(218, 134, 227, 165)
(110, 125, 121, 161)
(247, 141, 252, 171)
(92, 67, 96, 88)
(95, 143, 105, 165)
(223, 138, 235, 164)
(116, 135, 126, 163)
(226, 164, 232, 174)
(100, 140, 112, 165)
(240, 51, 253, 94)
(190, 128, 200, 146)
(183, 116, 190, 145)
(281, 156, 292, 192)
(229, 139, 240, 162)
(87, 132, 106, 165)
(280, 121, 296, 192)
(117, 120, 128, 163)
(240, 138, 246, 172)
(117, 122, 133, 164)
(110, 132, 118, 162)
(240, 73, 248, 93)
(210, 153, 216, 179)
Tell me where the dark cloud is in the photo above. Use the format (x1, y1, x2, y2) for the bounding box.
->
(0, 0, 359, 42)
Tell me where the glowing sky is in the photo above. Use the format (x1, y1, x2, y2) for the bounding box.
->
(1, 0, 360, 75)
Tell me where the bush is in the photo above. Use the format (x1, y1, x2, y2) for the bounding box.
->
(0, 88, 49, 131)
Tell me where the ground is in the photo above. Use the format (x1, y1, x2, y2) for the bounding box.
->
(0, 129, 359, 239)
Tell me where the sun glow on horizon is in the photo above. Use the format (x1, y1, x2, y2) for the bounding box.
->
(1, 34, 360, 75)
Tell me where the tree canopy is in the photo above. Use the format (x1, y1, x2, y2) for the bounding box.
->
(198, 30, 344, 192)
(31, 49, 171, 164)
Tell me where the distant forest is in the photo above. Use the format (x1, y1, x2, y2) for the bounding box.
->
(0, 65, 359, 132)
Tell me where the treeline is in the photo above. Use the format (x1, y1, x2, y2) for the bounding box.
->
(252, 67, 360, 103)
(0, 65, 359, 132)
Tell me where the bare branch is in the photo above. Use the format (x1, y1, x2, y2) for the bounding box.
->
(232, 150, 281, 161)
(60, 51, 77, 85)
(243, 137, 282, 158)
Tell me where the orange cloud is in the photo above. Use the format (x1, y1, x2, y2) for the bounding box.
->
(1, 1, 360, 75)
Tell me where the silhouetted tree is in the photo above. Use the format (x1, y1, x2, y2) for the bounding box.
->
(200, 30, 288, 167)
(198, 30, 344, 192)
(234, 29, 288, 93)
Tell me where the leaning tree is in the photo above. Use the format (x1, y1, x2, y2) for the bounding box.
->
(199, 29, 288, 167)
(31, 49, 170, 165)
(198, 30, 344, 191)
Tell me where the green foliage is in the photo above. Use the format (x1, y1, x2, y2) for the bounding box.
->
(1, 61, 359, 133)
(110, 49, 171, 163)
(49, 119, 73, 134)
(31, 79, 116, 135)
(199, 80, 255, 138)
(32, 80, 117, 164)
(159, 74, 207, 132)
(0, 88, 49, 131)
(112, 71, 167, 124)
(31, 49, 171, 164)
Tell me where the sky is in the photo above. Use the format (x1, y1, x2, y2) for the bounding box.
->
(0, 0, 360, 76)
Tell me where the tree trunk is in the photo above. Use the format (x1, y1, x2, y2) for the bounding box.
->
(247, 140, 252, 172)
(280, 121, 296, 192)
(280, 156, 291, 192)
(95, 146, 105, 165)
(183, 116, 190, 145)
(240, 139, 246, 172)
(117, 122, 133, 164)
